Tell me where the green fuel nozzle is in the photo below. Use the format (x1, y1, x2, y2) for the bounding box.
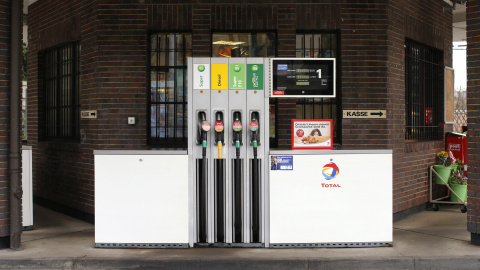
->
(233, 112, 242, 149)
(249, 112, 259, 148)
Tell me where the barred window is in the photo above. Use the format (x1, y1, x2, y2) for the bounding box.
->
(39, 42, 80, 141)
(212, 32, 278, 146)
(295, 32, 340, 144)
(405, 39, 443, 141)
(149, 33, 192, 148)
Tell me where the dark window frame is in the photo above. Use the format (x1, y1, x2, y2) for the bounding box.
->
(38, 41, 81, 142)
(148, 32, 192, 149)
(405, 39, 443, 142)
(295, 31, 342, 145)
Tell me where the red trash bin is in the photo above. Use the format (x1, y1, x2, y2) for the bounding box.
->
(446, 132, 467, 165)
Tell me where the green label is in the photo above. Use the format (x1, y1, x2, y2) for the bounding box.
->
(247, 64, 263, 90)
(229, 64, 245, 90)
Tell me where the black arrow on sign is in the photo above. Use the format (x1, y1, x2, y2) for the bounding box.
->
(91, 112, 96, 116)
(370, 111, 383, 117)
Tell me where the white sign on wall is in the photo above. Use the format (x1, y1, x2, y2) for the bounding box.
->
(193, 64, 210, 90)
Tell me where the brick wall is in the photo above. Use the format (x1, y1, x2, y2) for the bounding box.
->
(28, 0, 452, 216)
(0, 0, 11, 238)
(467, 0, 480, 237)
(28, 0, 100, 214)
(386, 0, 452, 213)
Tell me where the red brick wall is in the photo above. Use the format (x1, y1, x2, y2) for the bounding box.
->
(28, 0, 100, 214)
(0, 0, 11, 237)
(28, 0, 452, 216)
(467, 0, 480, 234)
(387, 0, 452, 212)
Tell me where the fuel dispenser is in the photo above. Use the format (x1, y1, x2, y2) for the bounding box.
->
(188, 57, 268, 247)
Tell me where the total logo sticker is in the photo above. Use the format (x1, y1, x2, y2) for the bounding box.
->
(321, 161, 341, 188)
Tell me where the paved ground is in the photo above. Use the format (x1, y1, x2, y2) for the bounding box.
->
(0, 204, 478, 269)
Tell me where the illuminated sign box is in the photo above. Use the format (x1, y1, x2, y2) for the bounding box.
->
(270, 58, 336, 98)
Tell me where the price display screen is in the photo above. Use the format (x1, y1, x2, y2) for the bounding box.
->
(271, 58, 335, 98)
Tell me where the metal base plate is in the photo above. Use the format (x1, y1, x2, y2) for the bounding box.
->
(95, 243, 188, 249)
(194, 243, 264, 248)
(270, 242, 392, 248)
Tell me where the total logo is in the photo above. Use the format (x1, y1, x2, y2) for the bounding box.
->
(321, 161, 341, 188)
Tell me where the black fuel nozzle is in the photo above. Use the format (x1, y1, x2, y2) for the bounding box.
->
(249, 112, 259, 147)
(197, 112, 210, 155)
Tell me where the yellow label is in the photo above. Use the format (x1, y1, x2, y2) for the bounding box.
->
(211, 64, 228, 90)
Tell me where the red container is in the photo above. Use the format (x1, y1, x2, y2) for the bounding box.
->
(446, 132, 468, 165)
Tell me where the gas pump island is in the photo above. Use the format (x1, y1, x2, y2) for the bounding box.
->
(94, 57, 393, 249)
(188, 58, 268, 246)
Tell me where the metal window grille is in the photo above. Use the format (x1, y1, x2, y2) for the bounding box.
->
(39, 42, 80, 141)
(148, 33, 192, 148)
(211, 32, 278, 146)
(295, 32, 341, 144)
(405, 39, 443, 141)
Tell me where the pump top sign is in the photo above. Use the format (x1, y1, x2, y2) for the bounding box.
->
(271, 58, 335, 98)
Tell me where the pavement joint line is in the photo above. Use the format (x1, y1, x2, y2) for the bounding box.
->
(21, 228, 95, 243)
(393, 227, 469, 243)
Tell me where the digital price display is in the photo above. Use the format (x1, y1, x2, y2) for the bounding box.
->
(271, 58, 335, 98)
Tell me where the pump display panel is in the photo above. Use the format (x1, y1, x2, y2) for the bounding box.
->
(270, 58, 335, 98)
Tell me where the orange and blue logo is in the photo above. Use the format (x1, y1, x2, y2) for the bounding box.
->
(322, 162, 340, 180)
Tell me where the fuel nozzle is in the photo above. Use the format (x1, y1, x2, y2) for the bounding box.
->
(197, 111, 210, 151)
(232, 112, 242, 149)
(249, 112, 259, 148)
(214, 112, 224, 159)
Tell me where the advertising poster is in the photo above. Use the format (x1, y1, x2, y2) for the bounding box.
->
(270, 156, 293, 171)
(292, 119, 333, 150)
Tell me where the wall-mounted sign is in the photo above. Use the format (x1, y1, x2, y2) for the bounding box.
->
(271, 58, 335, 98)
(229, 64, 245, 90)
(425, 107, 433, 125)
(445, 67, 454, 124)
(247, 64, 263, 90)
(342, 110, 387, 119)
(193, 64, 210, 90)
(292, 119, 333, 150)
(211, 64, 228, 90)
(81, 110, 97, 119)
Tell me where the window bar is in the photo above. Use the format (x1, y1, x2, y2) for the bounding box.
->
(330, 34, 334, 120)
(173, 35, 178, 142)
(56, 47, 60, 138)
(321, 33, 325, 58)
(183, 35, 188, 139)
(406, 46, 410, 140)
(158, 35, 162, 144)
(164, 34, 169, 146)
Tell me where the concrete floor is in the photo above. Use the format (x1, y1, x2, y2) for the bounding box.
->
(0, 204, 478, 269)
